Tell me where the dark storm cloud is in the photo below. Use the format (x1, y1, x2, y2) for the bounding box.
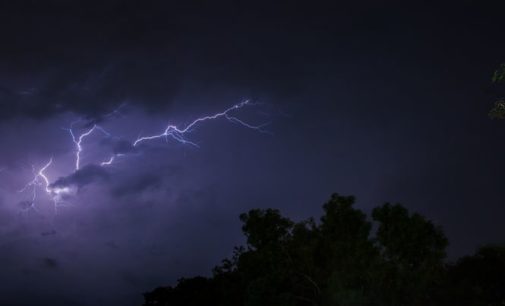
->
(0, 58, 182, 121)
(0, 1, 371, 121)
(50, 165, 109, 189)
(100, 138, 137, 155)
(105, 241, 120, 249)
(42, 257, 58, 269)
(0, 1, 184, 121)
(41, 230, 57, 237)
(111, 174, 163, 197)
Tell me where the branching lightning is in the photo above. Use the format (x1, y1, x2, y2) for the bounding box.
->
(21, 158, 53, 194)
(18, 158, 53, 212)
(132, 100, 269, 147)
(19, 100, 268, 215)
(67, 124, 111, 170)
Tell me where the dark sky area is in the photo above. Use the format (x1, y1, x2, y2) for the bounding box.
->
(1, 1, 505, 305)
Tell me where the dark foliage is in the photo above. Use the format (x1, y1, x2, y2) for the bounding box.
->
(143, 193, 505, 306)
(489, 63, 505, 119)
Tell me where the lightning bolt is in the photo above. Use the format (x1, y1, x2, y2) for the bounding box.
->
(18, 158, 54, 212)
(20, 158, 53, 194)
(100, 154, 125, 167)
(19, 100, 268, 215)
(67, 124, 111, 170)
(133, 100, 269, 147)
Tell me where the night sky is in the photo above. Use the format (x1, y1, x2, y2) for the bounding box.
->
(1, 1, 505, 305)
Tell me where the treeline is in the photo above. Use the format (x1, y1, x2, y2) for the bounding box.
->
(143, 193, 505, 306)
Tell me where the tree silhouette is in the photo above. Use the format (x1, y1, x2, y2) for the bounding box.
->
(489, 63, 505, 119)
(371, 203, 448, 305)
(143, 193, 504, 306)
(443, 245, 505, 306)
